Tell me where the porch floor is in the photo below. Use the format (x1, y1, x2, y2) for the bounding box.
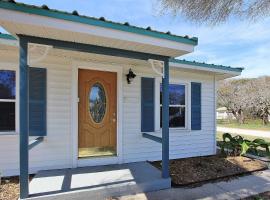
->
(28, 161, 171, 200)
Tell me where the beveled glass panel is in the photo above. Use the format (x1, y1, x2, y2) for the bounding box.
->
(0, 70, 16, 99)
(89, 83, 106, 123)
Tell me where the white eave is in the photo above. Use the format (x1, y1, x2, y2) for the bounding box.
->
(170, 60, 243, 79)
(0, 4, 197, 58)
(0, 35, 243, 80)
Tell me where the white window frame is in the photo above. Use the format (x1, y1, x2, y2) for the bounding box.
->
(0, 66, 19, 135)
(155, 78, 189, 131)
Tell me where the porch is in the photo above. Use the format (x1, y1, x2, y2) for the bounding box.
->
(28, 162, 171, 200)
(0, 1, 199, 199)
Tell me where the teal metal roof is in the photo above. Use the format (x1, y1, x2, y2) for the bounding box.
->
(0, 32, 16, 40)
(0, 0, 198, 45)
(170, 58, 243, 73)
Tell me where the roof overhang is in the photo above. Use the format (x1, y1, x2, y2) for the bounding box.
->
(0, 34, 243, 79)
(0, 1, 197, 58)
(170, 59, 243, 79)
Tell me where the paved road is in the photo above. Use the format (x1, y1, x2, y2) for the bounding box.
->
(115, 170, 270, 200)
(217, 126, 270, 138)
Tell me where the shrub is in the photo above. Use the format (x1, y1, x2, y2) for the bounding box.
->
(220, 133, 270, 157)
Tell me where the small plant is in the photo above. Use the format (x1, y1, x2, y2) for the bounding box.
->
(220, 133, 270, 157)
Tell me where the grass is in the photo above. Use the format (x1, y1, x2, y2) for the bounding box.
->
(217, 119, 270, 131)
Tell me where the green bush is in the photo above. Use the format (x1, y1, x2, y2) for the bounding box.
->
(220, 133, 270, 157)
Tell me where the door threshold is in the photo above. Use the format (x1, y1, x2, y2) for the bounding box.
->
(77, 156, 120, 167)
(78, 155, 117, 159)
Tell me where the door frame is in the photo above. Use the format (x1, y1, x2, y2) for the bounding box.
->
(71, 60, 123, 168)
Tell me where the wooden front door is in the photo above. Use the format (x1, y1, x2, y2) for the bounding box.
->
(78, 69, 117, 158)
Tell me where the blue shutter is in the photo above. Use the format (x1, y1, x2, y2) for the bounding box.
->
(29, 67, 47, 136)
(191, 82, 201, 130)
(141, 77, 155, 132)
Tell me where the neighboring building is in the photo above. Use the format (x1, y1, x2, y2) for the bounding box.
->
(216, 107, 236, 120)
(0, 0, 242, 182)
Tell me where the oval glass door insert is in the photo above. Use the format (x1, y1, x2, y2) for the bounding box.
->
(89, 83, 106, 123)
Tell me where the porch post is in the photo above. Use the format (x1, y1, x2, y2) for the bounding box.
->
(19, 37, 29, 199)
(162, 58, 169, 178)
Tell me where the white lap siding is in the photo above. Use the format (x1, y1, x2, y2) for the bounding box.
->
(0, 50, 216, 176)
(122, 65, 216, 163)
(0, 54, 73, 176)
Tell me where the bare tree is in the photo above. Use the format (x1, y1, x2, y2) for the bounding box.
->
(158, 0, 270, 25)
(218, 76, 270, 125)
(251, 76, 270, 125)
(218, 79, 248, 124)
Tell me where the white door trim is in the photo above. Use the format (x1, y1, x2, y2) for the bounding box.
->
(71, 60, 123, 168)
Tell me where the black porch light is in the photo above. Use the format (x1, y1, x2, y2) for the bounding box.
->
(126, 68, 136, 84)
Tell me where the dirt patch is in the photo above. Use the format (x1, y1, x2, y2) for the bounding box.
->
(0, 177, 19, 200)
(243, 191, 270, 200)
(151, 155, 268, 186)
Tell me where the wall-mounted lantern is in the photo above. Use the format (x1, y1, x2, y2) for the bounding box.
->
(126, 68, 136, 84)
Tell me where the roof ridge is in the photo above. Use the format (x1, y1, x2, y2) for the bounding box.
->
(0, 0, 198, 45)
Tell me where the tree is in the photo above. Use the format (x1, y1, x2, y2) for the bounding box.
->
(158, 0, 270, 25)
(218, 77, 270, 125)
(218, 79, 249, 124)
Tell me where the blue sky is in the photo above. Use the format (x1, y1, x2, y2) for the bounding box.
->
(1, 0, 269, 78)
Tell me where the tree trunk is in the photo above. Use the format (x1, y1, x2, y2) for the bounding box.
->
(261, 107, 269, 125)
(237, 108, 245, 124)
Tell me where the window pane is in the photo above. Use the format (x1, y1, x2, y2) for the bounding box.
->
(169, 107, 185, 127)
(0, 70, 16, 99)
(0, 102, 15, 131)
(169, 84, 185, 105)
(160, 107, 185, 128)
(160, 84, 185, 105)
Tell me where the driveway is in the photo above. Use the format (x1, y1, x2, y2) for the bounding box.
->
(217, 127, 270, 138)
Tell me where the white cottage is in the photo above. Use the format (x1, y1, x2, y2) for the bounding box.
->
(0, 1, 243, 199)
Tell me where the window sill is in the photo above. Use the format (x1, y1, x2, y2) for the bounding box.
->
(0, 131, 17, 136)
(157, 128, 191, 132)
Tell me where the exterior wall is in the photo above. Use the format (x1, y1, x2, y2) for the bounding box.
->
(0, 51, 74, 176)
(0, 48, 216, 176)
(122, 65, 216, 163)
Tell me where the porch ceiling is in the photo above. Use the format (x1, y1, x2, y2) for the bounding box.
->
(0, 41, 152, 67)
(0, 42, 241, 80)
(0, 3, 196, 58)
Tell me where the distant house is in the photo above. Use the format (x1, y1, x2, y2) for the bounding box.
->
(0, 1, 243, 198)
(217, 107, 235, 120)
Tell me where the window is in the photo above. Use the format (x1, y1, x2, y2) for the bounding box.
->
(160, 84, 186, 128)
(0, 70, 16, 131)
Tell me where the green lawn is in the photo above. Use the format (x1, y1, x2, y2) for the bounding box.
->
(217, 119, 270, 131)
